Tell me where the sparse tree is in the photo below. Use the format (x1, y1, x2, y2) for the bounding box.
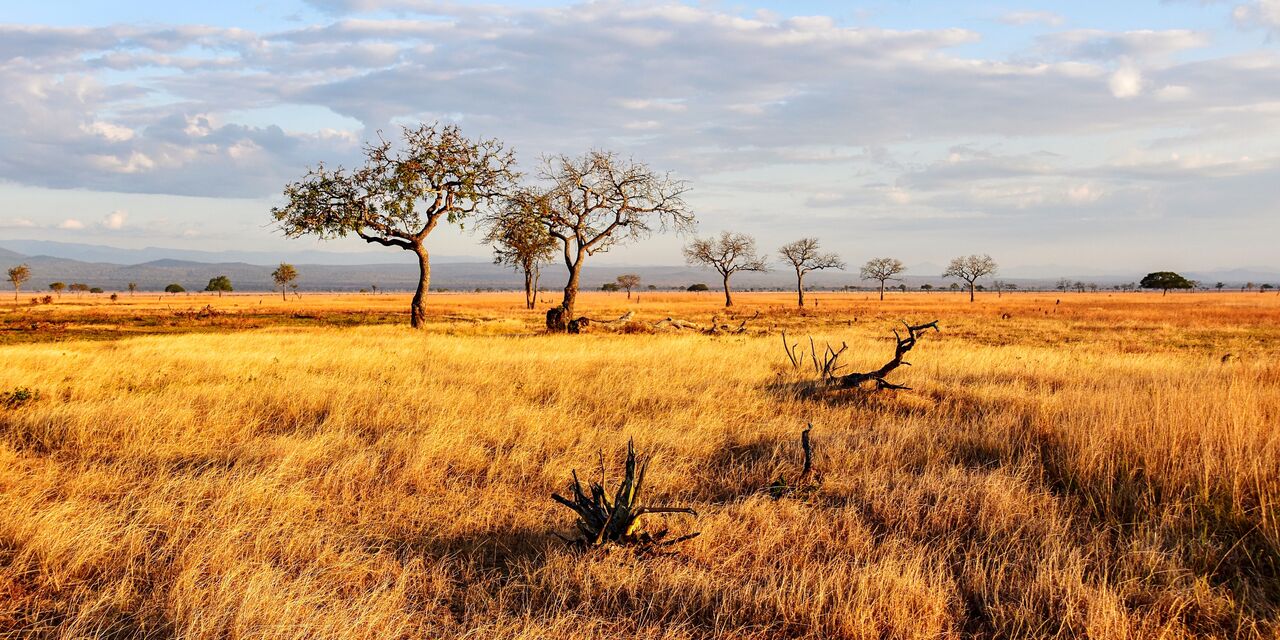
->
(616, 274, 641, 299)
(1140, 271, 1194, 296)
(1215, 282, 1225, 291)
(272, 263, 298, 301)
(49, 282, 66, 298)
(70, 283, 90, 295)
(1055, 278, 1071, 293)
(273, 123, 516, 329)
(7, 264, 30, 301)
(683, 231, 768, 307)
(127, 282, 138, 296)
(921, 284, 934, 292)
(943, 254, 998, 302)
(527, 151, 693, 330)
(483, 190, 558, 310)
(205, 275, 233, 297)
(859, 257, 907, 301)
(779, 238, 844, 307)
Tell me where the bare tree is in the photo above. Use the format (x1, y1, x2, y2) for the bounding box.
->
(859, 257, 907, 301)
(7, 264, 30, 301)
(531, 151, 693, 330)
(943, 254, 998, 302)
(127, 282, 137, 296)
(272, 123, 516, 329)
(616, 274, 642, 299)
(483, 190, 558, 310)
(272, 263, 298, 302)
(779, 238, 844, 307)
(683, 231, 768, 307)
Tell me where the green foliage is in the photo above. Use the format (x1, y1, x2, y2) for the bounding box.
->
(1139, 271, 1194, 293)
(89, 287, 104, 294)
(0, 387, 38, 410)
(600, 282, 620, 292)
(687, 283, 709, 292)
(272, 263, 298, 289)
(205, 275, 234, 293)
(49, 282, 66, 295)
(164, 283, 186, 294)
(552, 440, 698, 550)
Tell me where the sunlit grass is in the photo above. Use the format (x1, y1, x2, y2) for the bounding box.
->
(0, 292, 1277, 637)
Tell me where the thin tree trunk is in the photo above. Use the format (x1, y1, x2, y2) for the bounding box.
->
(796, 272, 805, 307)
(411, 244, 430, 328)
(723, 273, 733, 307)
(879, 281, 885, 301)
(531, 268, 540, 310)
(281, 287, 286, 302)
(969, 281, 975, 302)
(523, 268, 535, 310)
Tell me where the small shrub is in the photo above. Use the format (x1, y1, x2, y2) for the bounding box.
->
(552, 439, 699, 551)
(0, 387, 39, 410)
(41, 295, 53, 304)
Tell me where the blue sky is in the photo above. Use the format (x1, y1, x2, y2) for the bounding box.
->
(2, 0, 1278, 273)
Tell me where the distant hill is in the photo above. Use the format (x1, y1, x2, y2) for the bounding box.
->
(0, 239, 481, 267)
(2, 241, 1276, 292)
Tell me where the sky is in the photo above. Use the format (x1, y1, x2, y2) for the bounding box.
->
(1, 0, 1278, 273)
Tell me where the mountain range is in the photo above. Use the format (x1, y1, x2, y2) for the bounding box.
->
(1, 241, 1276, 292)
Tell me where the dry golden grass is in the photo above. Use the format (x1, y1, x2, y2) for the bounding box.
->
(1, 291, 1277, 638)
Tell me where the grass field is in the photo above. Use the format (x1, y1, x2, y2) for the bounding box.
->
(1, 291, 1278, 638)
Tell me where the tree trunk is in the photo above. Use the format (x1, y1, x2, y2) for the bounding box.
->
(523, 268, 535, 310)
(281, 286, 286, 302)
(723, 273, 733, 307)
(968, 281, 975, 302)
(796, 272, 805, 307)
(411, 244, 430, 328)
(626, 288, 631, 299)
(879, 281, 885, 301)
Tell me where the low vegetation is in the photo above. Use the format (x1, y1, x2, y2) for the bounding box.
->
(0, 291, 1277, 638)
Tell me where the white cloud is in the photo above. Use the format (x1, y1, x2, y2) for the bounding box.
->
(1001, 11, 1065, 27)
(1234, 0, 1280, 32)
(58, 219, 85, 230)
(101, 210, 127, 230)
(1109, 63, 1144, 98)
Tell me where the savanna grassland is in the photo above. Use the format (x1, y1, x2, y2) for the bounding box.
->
(1, 290, 1278, 639)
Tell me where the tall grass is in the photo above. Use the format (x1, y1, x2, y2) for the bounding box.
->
(0, 292, 1276, 638)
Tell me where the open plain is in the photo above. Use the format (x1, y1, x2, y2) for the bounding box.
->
(1, 291, 1278, 638)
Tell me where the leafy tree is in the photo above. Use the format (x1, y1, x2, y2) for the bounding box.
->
(616, 274, 641, 299)
(273, 123, 516, 328)
(205, 275, 233, 297)
(920, 284, 934, 292)
(1215, 282, 1225, 291)
(859, 257, 906, 301)
(684, 231, 768, 307)
(600, 282, 620, 292)
(943, 254, 998, 302)
(526, 151, 693, 330)
(1139, 271, 1194, 296)
(89, 287, 104, 294)
(778, 238, 844, 307)
(1261, 284, 1274, 293)
(272, 263, 298, 301)
(164, 283, 185, 294)
(7, 264, 30, 301)
(127, 282, 138, 296)
(70, 283, 90, 294)
(483, 190, 558, 310)
(687, 283, 709, 292)
(49, 282, 66, 297)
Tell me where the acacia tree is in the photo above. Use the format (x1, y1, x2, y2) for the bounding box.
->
(1139, 271, 1193, 296)
(531, 151, 693, 330)
(273, 123, 516, 328)
(272, 263, 298, 301)
(483, 190, 557, 310)
(778, 238, 844, 307)
(7, 264, 30, 301)
(205, 275, 233, 297)
(127, 282, 137, 296)
(683, 231, 768, 307)
(49, 282, 66, 298)
(616, 274, 641, 299)
(943, 254, 998, 302)
(859, 257, 906, 301)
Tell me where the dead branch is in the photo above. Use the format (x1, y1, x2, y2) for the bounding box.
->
(835, 321, 939, 390)
(653, 316, 701, 330)
(588, 310, 635, 324)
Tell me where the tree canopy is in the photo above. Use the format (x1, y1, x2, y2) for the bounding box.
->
(1139, 271, 1194, 295)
